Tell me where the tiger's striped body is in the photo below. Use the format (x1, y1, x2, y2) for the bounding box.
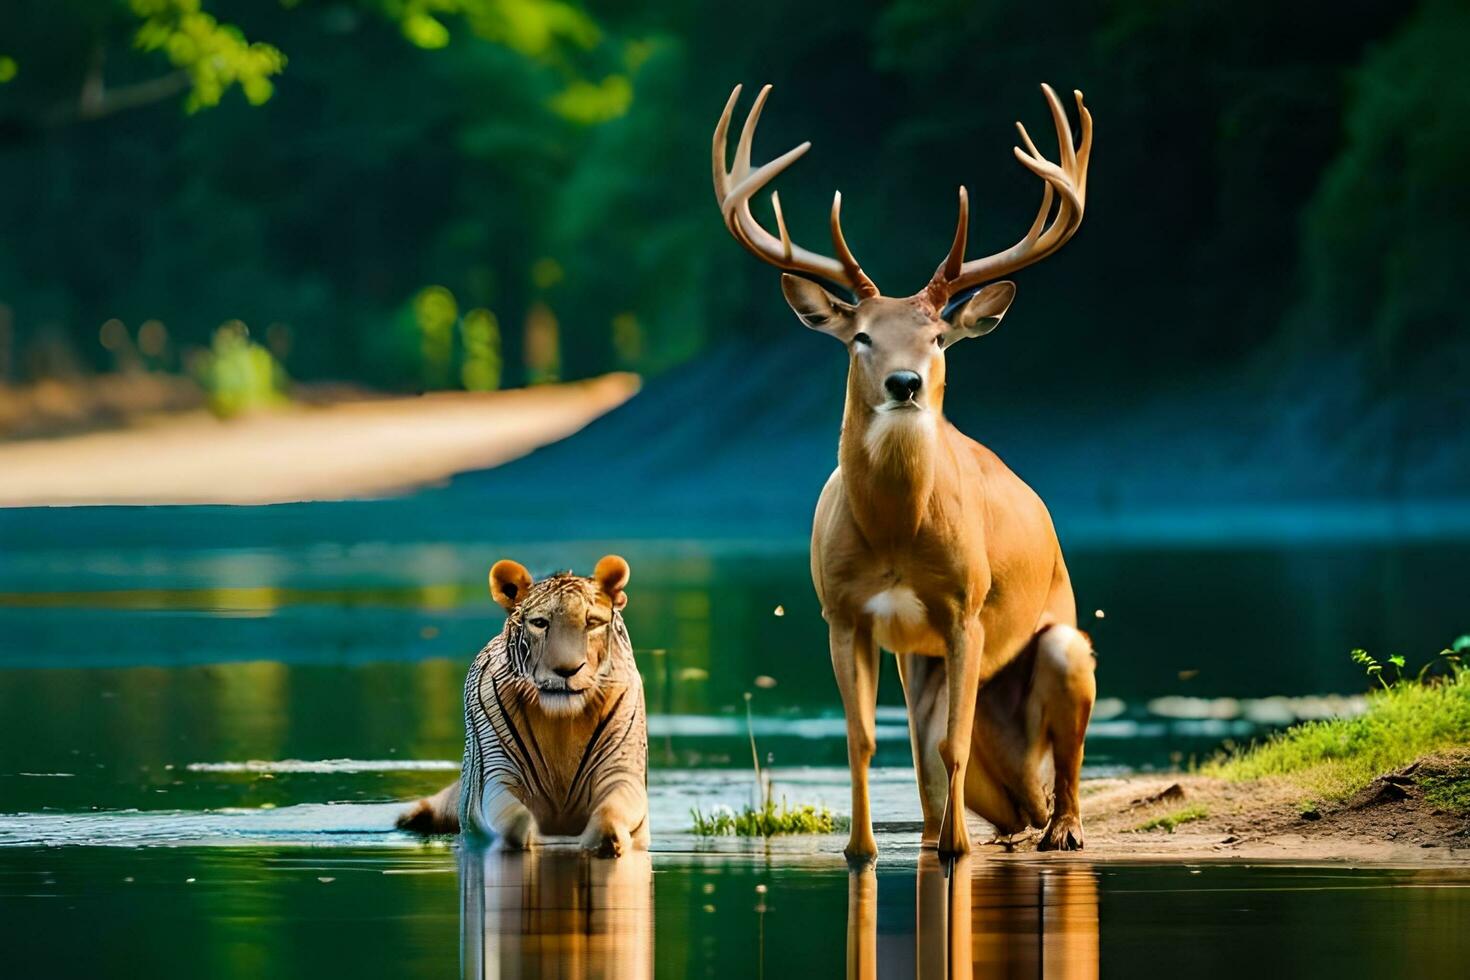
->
(397, 559, 649, 855)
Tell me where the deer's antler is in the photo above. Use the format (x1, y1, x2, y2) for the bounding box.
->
(713, 84, 879, 299)
(924, 84, 1092, 309)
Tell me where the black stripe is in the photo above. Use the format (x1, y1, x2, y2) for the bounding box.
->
(489, 670, 551, 803)
(564, 688, 627, 809)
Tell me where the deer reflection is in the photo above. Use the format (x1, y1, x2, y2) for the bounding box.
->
(459, 845, 653, 980)
(847, 855, 1098, 979)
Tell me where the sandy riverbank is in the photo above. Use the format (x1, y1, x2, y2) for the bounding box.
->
(0, 373, 639, 506)
(969, 754, 1470, 865)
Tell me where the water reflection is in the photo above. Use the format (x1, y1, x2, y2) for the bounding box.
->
(848, 855, 1099, 979)
(459, 845, 653, 980)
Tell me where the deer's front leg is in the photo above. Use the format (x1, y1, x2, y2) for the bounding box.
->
(937, 619, 984, 858)
(829, 616, 880, 864)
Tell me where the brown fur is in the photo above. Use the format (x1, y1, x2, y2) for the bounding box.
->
(787, 280, 1097, 860)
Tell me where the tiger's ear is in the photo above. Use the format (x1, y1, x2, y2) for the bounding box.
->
(594, 554, 630, 610)
(489, 559, 533, 611)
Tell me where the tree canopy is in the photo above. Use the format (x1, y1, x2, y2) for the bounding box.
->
(0, 0, 1461, 406)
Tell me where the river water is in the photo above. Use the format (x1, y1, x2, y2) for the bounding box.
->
(2, 535, 1467, 976)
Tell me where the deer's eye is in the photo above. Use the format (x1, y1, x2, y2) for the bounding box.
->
(528, 617, 550, 630)
(852, 332, 871, 347)
(934, 333, 945, 346)
(586, 619, 608, 632)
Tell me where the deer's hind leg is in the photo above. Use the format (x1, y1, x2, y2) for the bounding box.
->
(1030, 624, 1096, 851)
(896, 653, 948, 847)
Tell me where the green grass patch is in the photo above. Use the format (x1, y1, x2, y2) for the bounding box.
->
(1421, 759, 1470, 815)
(689, 690, 850, 837)
(1133, 804, 1209, 833)
(690, 799, 849, 837)
(1209, 662, 1470, 803)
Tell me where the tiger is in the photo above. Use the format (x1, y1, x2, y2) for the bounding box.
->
(396, 554, 649, 856)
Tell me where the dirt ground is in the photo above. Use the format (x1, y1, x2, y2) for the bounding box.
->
(0, 373, 639, 506)
(984, 753, 1470, 865)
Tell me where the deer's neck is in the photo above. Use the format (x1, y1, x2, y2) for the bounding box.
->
(838, 380, 940, 544)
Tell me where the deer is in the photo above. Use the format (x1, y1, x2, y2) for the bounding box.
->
(712, 83, 1098, 860)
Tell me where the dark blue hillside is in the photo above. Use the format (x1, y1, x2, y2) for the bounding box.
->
(1, 337, 1466, 553)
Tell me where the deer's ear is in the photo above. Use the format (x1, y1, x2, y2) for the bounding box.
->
(781, 274, 857, 341)
(943, 281, 1016, 347)
(489, 559, 534, 611)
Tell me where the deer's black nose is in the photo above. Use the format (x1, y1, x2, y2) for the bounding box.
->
(553, 663, 586, 679)
(884, 371, 922, 401)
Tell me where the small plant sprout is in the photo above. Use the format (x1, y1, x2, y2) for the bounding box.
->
(1133, 805, 1208, 833)
(743, 692, 764, 805)
(1212, 636, 1469, 806)
(689, 688, 846, 837)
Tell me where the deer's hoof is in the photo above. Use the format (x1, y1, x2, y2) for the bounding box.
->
(1038, 814, 1084, 852)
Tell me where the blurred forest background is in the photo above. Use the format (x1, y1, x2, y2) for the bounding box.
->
(0, 0, 1466, 502)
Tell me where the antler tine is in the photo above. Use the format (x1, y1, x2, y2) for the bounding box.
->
(1073, 89, 1093, 195)
(1041, 83, 1076, 177)
(923, 186, 970, 309)
(712, 84, 742, 200)
(771, 191, 793, 261)
(712, 84, 879, 298)
(733, 83, 772, 183)
(942, 186, 970, 281)
(830, 192, 878, 298)
(927, 83, 1092, 303)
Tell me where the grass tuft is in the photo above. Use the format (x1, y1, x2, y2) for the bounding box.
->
(690, 799, 849, 837)
(1420, 759, 1470, 815)
(1133, 805, 1209, 833)
(688, 689, 850, 837)
(1209, 661, 1470, 803)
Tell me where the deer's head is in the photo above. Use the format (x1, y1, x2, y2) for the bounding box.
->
(713, 83, 1092, 419)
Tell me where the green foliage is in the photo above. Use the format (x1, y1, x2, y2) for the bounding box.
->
(192, 322, 289, 417)
(1, 0, 1463, 405)
(1211, 641, 1470, 802)
(376, 0, 627, 122)
(1293, 0, 1470, 361)
(1133, 805, 1209, 833)
(1421, 760, 1470, 815)
(547, 74, 631, 124)
(1352, 645, 1461, 690)
(0, 56, 17, 83)
(384, 0, 601, 57)
(131, 0, 286, 110)
(690, 799, 846, 837)
(460, 307, 502, 390)
(412, 285, 459, 389)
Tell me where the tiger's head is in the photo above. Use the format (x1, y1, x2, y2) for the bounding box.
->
(489, 555, 632, 717)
